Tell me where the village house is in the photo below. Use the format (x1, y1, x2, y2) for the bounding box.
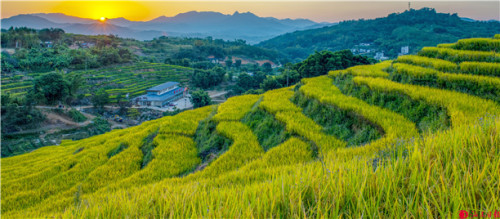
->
(134, 82, 185, 107)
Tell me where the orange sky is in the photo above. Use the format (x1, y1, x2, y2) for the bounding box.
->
(1, 1, 499, 22)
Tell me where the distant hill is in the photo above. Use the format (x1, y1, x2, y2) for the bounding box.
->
(1, 11, 331, 43)
(62, 23, 163, 40)
(117, 11, 330, 43)
(1, 15, 68, 29)
(1, 14, 163, 41)
(31, 13, 96, 24)
(258, 8, 500, 60)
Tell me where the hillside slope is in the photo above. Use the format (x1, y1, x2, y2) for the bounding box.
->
(2, 35, 500, 218)
(1, 62, 194, 101)
(258, 8, 500, 59)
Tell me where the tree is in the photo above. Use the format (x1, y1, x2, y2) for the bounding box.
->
(211, 66, 226, 84)
(38, 28, 64, 42)
(190, 90, 211, 108)
(32, 72, 69, 105)
(234, 59, 242, 69)
(295, 50, 373, 78)
(91, 88, 109, 110)
(262, 62, 273, 74)
(225, 59, 233, 69)
(96, 47, 120, 65)
(65, 74, 86, 105)
(118, 48, 133, 62)
(227, 71, 234, 82)
(236, 73, 255, 90)
(260, 77, 282, 91)
(253, 71, 267, 86)
(1, 93, 45, 133)
(191, 67, 226, 89)
(191, 69, 210, 88)
(252, 63, 260, 72)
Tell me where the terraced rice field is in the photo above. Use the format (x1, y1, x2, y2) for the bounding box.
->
(2, 36, 500, 218)
(1, 62, 193, 101)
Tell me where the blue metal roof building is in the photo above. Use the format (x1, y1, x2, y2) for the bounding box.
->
(147, 82, 179, 93)
(134, 82, 184, 107)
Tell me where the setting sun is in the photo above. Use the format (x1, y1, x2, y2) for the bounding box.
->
(48, 1, 152, 21)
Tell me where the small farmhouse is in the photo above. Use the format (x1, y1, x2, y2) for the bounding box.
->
(134, 82, 184, 107)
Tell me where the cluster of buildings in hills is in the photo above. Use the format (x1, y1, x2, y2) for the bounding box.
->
(351, 43, 410, 61)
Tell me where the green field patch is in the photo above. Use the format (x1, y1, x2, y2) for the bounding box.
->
(291, 91, 382, 146)
(333, 74, 450, 133)
(242, 108, 291, 151)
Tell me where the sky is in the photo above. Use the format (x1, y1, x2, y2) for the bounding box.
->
(1, 1, 499, 23)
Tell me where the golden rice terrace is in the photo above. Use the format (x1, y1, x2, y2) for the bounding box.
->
(2, 35, 500, 218)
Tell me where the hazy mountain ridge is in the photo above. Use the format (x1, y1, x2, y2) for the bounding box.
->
(1, 11, 331, 43)
(31, 13, 96, 24)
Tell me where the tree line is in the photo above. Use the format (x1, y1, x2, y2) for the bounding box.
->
(1, 27, 134, 73)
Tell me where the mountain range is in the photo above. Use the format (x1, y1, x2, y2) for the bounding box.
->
(1, 12, 332, 43)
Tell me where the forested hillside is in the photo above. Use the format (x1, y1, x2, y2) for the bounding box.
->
(259, 8, 500, 60)
(2, 35, 499, 218)
(0, 27, 281, 74)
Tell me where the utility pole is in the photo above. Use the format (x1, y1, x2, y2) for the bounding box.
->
(408, 2, 411, 10)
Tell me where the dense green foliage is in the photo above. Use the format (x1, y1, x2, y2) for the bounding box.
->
(140, 129, 159, 168)
(107, 143, 129, 158)
(1, 115, 111, 157)
(333, 74, 450, 133)
(30, 72, 77, 104)
(259, 8, 500, 59)
(291, 91, 382, 146)
(190, 90, 212, 108)
(67, 109, 86, 123)
(1, 133, 48, 158)
(260, 66, 301, 91)
(193, 118, 233, 162)
(1, 28, 134, 73)
(294, 50, 374, 78)
(229, 72, 267, 95)
(0, 101, 44, 133)
(190, 67, 225, 89)
(141, 36, 281, 65)
(85, 117, 111, 136)
(91, 89, 109, 110)
(242, 108, 290, 151)
(229, 50, 373, 96)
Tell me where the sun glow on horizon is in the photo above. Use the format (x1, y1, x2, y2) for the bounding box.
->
(1, 1, 498, 23)
(51, 1, 152, 21)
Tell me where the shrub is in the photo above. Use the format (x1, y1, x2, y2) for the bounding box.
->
(68, 109, 86, 123)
